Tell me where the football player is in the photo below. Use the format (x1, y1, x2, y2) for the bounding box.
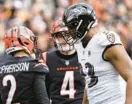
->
(43, 19, 85, 104)
(62, 3, 132, 104)
(0, 26, 50, 104)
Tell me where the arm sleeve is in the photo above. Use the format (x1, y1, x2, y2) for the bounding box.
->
(0, 94, 2, 104)
(45, 74, 50, 99)
(33, 74, 50, 104)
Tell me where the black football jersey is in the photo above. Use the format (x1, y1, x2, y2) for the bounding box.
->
(0, 54, 48, 104)
(45, 50, 85, 104)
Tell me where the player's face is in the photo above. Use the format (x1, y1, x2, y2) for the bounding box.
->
(55, 33, 68, 46)
(63, 20, 87, 45)
(62, 26, 77, 45)
(54, 32, 74, 52)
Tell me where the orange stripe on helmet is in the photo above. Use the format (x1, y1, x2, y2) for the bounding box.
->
(3, 26, 35, 55)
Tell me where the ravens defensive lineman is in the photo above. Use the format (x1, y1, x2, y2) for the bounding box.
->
(62, 3, 132, 104)
(0, 26, 50, 104)
(43, 19, 85, 104)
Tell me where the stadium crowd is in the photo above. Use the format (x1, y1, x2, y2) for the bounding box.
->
(0, 0, 132, 104)
(0, 0, 132, 52)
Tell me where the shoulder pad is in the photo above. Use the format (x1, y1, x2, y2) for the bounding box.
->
(33, 63, 49, 74)
(98, 31, 122, 47)
(29, 60, 49, 74)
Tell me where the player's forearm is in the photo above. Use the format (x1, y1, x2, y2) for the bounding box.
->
(82, 99, 89, 104)
(82, 88, 89, 104)
(125, 77, 132, 104)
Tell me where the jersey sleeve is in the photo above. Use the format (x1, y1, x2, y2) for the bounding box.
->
(45, 74, 50, 99)
(98, 31, 122, 47)
(0, 94, 2, 104)
(33, 74, 50, 104)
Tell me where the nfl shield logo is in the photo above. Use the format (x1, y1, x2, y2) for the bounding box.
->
(65, 60, 70, 66)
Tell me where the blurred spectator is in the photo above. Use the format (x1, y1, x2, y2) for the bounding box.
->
(116, 19, 132, 47)
(126, 39, 132, 58)
(0, 24, 5, 54)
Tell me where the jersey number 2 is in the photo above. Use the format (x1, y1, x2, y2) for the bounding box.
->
(60, 71, 76, 98)
(2, 75, 16, 104)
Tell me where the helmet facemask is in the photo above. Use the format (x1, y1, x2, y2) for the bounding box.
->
(62, 3, 98, 45)
(64, 16, 97, 46)
(52, 31, 74, 52)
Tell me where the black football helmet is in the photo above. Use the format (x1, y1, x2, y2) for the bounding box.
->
(63, 3, 98, 45)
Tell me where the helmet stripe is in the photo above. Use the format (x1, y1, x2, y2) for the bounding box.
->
(17, 26, 24, 46)
(11, 29, 15, 47)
